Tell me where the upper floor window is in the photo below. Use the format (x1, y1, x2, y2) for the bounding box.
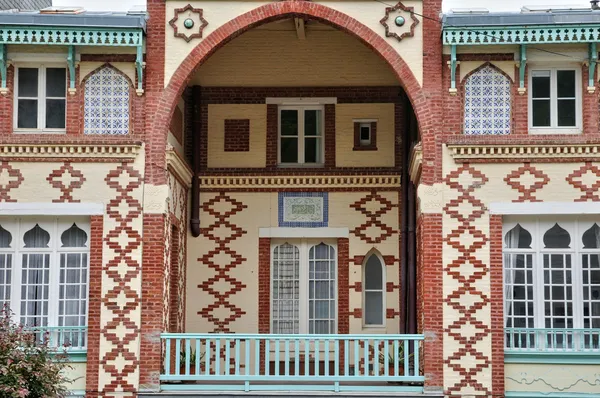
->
(464, 65, 511, 135)
(84, 66, 130, 135)
(503, 218, 600, 352)
(0, 218, 89, 351)
(529, 67, 581, 134)
(15, 66, 66, 132)
(279, 106, 324, 165)
(271, 240, 336, 334)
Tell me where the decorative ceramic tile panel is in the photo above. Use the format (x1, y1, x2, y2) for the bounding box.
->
(84, 66, 130, 135)
(464, 66, 511, 135)
(278, 192, 328, 227)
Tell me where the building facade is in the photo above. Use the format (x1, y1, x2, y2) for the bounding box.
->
(0, 1, 598, 397)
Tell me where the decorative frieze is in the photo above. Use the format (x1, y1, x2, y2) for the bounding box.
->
(0, 143, 141, 161)
(197, 174, 401, 191)
(447, 143, 600, 161)
(278, 192, 328, 227)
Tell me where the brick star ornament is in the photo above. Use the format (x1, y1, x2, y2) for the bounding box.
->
(380, 2, 419, 42)
(169, 4, 208, 42)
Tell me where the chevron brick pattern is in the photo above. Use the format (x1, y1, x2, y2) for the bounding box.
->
(350, 191, 397, 244)
(46, 162, 86, 203)
(504, 162, 549, 202)
(100, 163, 143, 395)
(443, 164, 492, 395)
(197, 193, 248, 332)
(566, 162, 600, 201)
(0, 161, 23, 202)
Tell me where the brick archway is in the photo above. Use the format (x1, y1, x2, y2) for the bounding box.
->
(150, 1, 430, 169)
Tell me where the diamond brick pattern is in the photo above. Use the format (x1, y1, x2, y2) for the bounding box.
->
(464, 65, 511, 135)
(350, 191, 397, 244)
(504, 163, 550, 202)
(100, 163, 143, 395)
(443, 164, 491, 395)
(46, 162, 86, 203)
(566, 162, 600, 201)
(0, 161, 24, 202)
(198, 193, 248, 332)
(84, 66, 130, 135)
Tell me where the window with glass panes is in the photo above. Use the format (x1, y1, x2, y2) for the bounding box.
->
(529, 68, 580, 132)
(503, 218, 600, 350)
(15, 66, 67, 131)
(363, 253, 385, 326)
(271, 240, 336, 334)
(278, 106, 324, 165)
(0, 218, 89, 350)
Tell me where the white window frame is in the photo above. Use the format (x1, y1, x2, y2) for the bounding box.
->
(528, 66, 582, 134)
(277, 105, 325, 166)
(13, 63, 67, 134)
(0, 217, 90, 348)
(503, 216, 600, 332)
(270, 239, 337, 334)
(362, 252, 386, 328)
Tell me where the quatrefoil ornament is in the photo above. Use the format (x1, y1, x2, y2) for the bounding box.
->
(169, 4, 208, 42)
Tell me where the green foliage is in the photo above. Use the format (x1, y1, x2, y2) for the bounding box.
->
(379, 341, 414, 365)
(0, 306, 72, 398)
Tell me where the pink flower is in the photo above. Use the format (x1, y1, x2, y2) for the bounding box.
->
(18, 388, 29, 397)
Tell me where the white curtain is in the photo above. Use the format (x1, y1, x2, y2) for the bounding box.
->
(21, 224, 50, 328)
(272, 243, 300, 334)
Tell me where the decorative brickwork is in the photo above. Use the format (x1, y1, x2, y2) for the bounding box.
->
(46, 162, 86, 203)
(100, 163, 143, 395)
(442, 164, 491, 395)
(224, 119, 250, 152)
(0, 161, 23, 202)
(379, 2, 420, 42)
(169, 4, 208, 43)
(566, 162, 600, 201)
(85, 215, 103, 398)
(197, 193, 248, 332)
(504, 163, 549, 202)
(489, 215, 505, 396)
(350, 191, 397, 244)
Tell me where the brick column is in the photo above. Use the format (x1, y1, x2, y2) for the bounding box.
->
(85, 216, 103, 398)
(337, 238, 349, 374)
(0, 65, 14, 134)
(582, 66, 599, 134)
(139, 213, 167, 392)
(417, 213, 443, 391)
(490, 215, 505, 396)
(66, 67, 80, 135)
(266, 105, 278, 169)
(324, 104, 336, 168)
(258, 237, 271, 375)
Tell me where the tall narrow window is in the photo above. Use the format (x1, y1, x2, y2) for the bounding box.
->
(271, 240, 336, 334)
(20, 224, 51, 328)
(363, 253, 385, 326)
(463, 65, 511, 135)
(581, 224, 600, 333)
(0, 224, 13, 308)
(84, 66, 130, 135)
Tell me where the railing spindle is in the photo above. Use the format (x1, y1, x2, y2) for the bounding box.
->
(403, 339, 409, 376)
(363, 339, 369, 376)
(394, 340, 399, 376)
(215, 338, 221, 375)
(205, 339, 210, 376)
(255, 338, 260, 376)
(354, 339, 359, 375)
(295, 339, 300, 376)
(304, 338, 310, 376)
(344, 339, 349, 376)
(413, 339, 419, 377)
(324, 340, 329, 376)
(265, 339, 269, 376)
(165, 338, 171, 375)
(284, 339, 290, 376)
(383, 340, 389, 376)
(314, 339, 319, 375)
(225, 339, 231, 376)
(374, 340, 379, 377)
(275, 339, 280, 376)
(245, 338, 250, 376)
(195, 339, 201, 375)
(175, 338, 181, 375)
(185, 338, 191, 375)
(235, 339, 241, 376)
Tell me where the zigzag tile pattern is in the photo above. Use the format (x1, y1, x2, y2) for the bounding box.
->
(100, 163, 143, 395)
(504, 163, 549, 202)
(198, 193, 248, 332)
(443, 164, 492, 395)
(0, 161, 24, 202)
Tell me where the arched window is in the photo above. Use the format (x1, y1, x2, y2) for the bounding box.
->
(84, 66, 130, 135)
(0, 224, 12, 307)
(363, 253, 385, 326)
(464, 65, 511, 135)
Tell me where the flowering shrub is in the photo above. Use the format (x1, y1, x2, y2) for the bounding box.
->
(0, 307, 71, 398)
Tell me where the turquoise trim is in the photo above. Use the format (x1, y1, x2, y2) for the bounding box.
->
(505, 352, 600, 364)
(67, 45, 76, 90)
(505, 392, 600, 397)
(589, 42, 597, 88)
(450, 44, 457, 90)
(519, 45, 527, 90)
(135, 43, 143, 92)
(443, 24, 600, 45)
(161, 384, 424, 393)
(49, 351, 87, 363)
(0, 43, 5, 90)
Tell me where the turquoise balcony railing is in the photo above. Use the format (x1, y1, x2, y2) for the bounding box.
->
(28, 326, 87, 352)
(505, 328, 600, 352)
(160, 333, 425, 393)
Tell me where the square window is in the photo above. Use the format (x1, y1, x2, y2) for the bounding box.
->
(15, 66, 66, 132)
(278, 106, 324, 165)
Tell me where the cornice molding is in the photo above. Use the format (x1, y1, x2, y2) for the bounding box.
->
(166, 148, 193, 187)
(408, 142, 422, 184)
(0, 143, 141, 161)
(447, 143, 600, 161)
(198, 174, 401, 191)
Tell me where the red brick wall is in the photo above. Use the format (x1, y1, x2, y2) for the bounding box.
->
(224, 119, 250, 152)
(337, 238, 350, 335)
(489, 215, 505, 396)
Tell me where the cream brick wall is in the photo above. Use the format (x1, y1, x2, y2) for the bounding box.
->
(335, 103, 396, 168)
(187, 190, 401, 335)
(64, 362, 86, 392)
(164, 1, 423, 87)
(191, 21, 398, 87)
(207, 104, 267, 168)
(505, 364, 600, 394)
